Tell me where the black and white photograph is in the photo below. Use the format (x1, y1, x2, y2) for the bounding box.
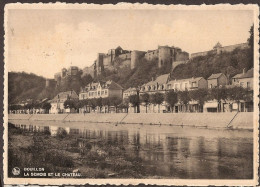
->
(3, 3, 259, 186)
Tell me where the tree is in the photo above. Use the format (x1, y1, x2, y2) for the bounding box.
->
(177, 90, 190, 112)
(165, 90, 178, 113)
(89, 98, 97, 112)
(109, 97, 122, 113)
(41, 102, 51, 113)
(96, 97, 103, 113)
(129, 94, 140, 113)
(210, 87, 227, 112)
(248, 25, 254, 51)
(64, 99, 78, 111)
(102, 98, 110, 113)
(247, 24, 254, 70)
(150, 92, 164, 113)
(140, 93, 150, 113)
(189, 89, 208, 112)
(227, 86, 247, 112)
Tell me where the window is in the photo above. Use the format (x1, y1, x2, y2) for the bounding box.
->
(101, 91, 104, 95)
(105, 90, 108, 95)
(192, 82, 196, 87)
(247, 82, 251, 88)
(210, 84, 213, 88)
(98, 91, 100, 96)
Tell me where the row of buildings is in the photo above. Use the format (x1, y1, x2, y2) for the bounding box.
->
(47, 68, 253, 114)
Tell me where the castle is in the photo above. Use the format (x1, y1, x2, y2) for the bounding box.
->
(190, 42, 249, 59)
(54, 66, 82, 87)
(53, 42, 248, 85)
(82, 45, 189, 78)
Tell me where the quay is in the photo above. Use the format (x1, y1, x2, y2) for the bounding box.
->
(8, 112, 254, 130)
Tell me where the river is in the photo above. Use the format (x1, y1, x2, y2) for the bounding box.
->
(9, 120, 253, 179)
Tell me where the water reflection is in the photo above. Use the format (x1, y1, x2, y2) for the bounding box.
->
(10, 120, 253, 179)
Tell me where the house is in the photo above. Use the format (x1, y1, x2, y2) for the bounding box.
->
(207, 73, 228, 88)
(140, 73, 170, 94)
(138, 74, 170, 113)
(79, 80, 123, 113)
(49, 90, 78, 114)
(123, 87, 138, 100)
(166, 77, 207, 91)
(165, 77, 207, 113)
(232, 68, 254, 90)
(79, 80, 123, 100)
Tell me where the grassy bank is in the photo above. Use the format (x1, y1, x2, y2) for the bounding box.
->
(8, 123, 147, 178)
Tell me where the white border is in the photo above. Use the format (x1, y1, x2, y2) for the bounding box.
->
(3, 3, 259, 186)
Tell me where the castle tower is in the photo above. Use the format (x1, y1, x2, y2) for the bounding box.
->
(45, 79, 50, 88)
(130, 50, 146, 69)
(158, 46, 173, 68)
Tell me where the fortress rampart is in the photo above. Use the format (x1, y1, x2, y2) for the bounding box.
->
(191, 42, 249, 59)
(83, 45, 189, 78)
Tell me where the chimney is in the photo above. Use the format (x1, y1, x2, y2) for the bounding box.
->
(243, 68, 246, 74)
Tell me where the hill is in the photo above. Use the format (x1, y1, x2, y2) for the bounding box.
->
(8, 72, 56, 104)
(8, 44, 253, 104)
(92, 47, 253, 88)
(171, 47, 253, 81)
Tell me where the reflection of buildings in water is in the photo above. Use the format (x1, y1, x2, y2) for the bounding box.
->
(49, 126, 59, 136)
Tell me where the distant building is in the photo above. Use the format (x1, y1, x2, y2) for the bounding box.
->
(232, 68, 254, 90)
(207, 73, 228, 88)
(191, 42, 249, 59)
(167, 77, 207, 91)
(49, 90, 78, 114)
(82, 45, 189, 78)
(144, 45, 189, 68)
(79, 80, 123, 100)
(54, 66, 81, 87)
(123, 87, 138, 100)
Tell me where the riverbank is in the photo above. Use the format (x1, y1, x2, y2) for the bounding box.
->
(8, 112, 254, 130)
(8, 123, 146, 178)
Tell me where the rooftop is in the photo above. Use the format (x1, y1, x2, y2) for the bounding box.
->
(50, 90, 78, 103)
(207, 73, 224, 80)
(168, 77, 203, 85)
(233, 68, 253, 79)
(144, 74, 170, 86)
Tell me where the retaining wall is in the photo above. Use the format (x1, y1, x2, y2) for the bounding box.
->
(8, 112, 254, 130)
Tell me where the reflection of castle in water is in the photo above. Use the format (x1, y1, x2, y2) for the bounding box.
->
(13, 123, 252, 178)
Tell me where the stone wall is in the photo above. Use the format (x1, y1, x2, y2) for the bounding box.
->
(217, 43, 249, 54)
(9, 112, 253, 130)
(144, 50, 158, 61)
(118, 52, 131, 60)
(176, 51, 189, 61)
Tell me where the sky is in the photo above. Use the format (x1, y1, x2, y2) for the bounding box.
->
(7, 8, 254, 78)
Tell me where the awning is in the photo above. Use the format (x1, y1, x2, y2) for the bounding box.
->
(204, 102, 218, 108)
